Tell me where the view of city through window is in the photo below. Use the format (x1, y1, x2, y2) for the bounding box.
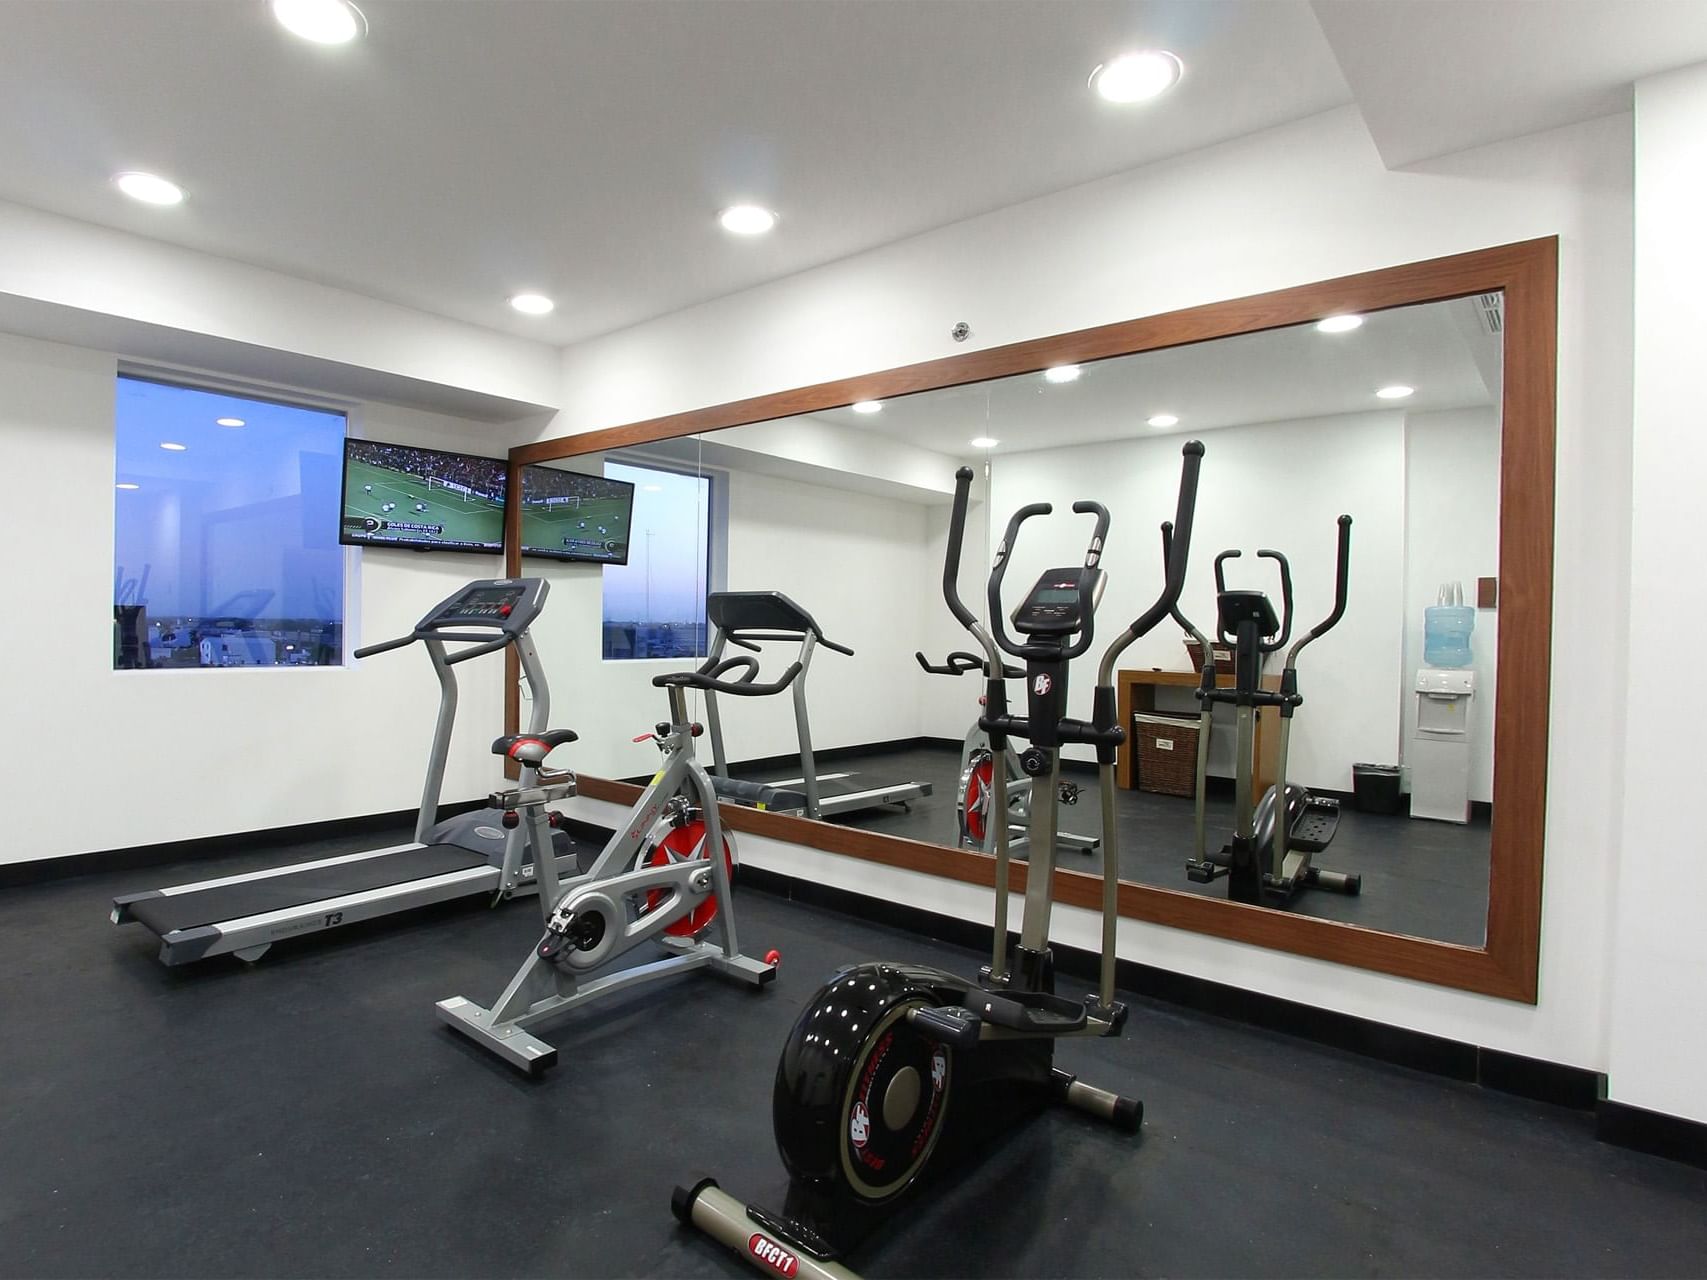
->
(112, 376, 346, 669)
(601, 461, 711, 660)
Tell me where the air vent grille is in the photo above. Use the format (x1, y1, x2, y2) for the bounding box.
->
(1476, 292, 1504, 333)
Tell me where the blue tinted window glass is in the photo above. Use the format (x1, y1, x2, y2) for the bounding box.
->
(113, 376, 346, 669)
(601, 462, 710, 660)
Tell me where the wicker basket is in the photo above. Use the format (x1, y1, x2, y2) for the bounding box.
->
(1135, 713, 1200, 798)
(1183, 636, 1234, 675)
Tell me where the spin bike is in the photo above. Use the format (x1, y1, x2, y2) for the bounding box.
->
(436, 675, 780, 1074)
(1183, 515, 1361, 906)
(914, 650, 1099, 856)
(674, 441, 1205, 1280)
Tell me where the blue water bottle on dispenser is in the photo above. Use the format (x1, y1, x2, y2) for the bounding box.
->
(1423, 582, 1474, 668)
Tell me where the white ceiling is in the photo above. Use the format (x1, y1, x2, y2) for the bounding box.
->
(0, 0, 1352, 344)
(1312, 0, 1707, 167)
(0, 1, 1694, 350)
(811, 294, 1500, 459)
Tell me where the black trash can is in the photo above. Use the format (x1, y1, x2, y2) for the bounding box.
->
(1352, 763, 1403, 815)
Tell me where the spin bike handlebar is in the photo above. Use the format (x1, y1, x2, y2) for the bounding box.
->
(915, 650, 1023, 679)
(1096, 442, 1205, 684)
(987, 499, 1112, 662)
(655, 654, 806, 696)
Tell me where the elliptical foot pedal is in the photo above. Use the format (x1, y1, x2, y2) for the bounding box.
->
(908, 1003, 982, 1049)
(1185, 858, 1225, 883)
(1289, 795, 1341, 852)
(974, 988, 1088, 1034)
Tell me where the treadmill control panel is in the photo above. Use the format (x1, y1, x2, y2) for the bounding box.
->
(1012, 567, 1105, 636)
(423, 579, 548, 633)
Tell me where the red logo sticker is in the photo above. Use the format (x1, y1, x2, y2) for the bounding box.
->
(748, 1233, 801, 1278)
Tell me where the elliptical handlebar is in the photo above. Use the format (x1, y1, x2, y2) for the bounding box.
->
(987, 499, 1110, 662)
(1284, 514, 1353, 667)
(939, 467, 1006, 676)
(1160, 520, 1216, 675)
(1097, 441, 1205, 684)
(1255, 550, 1294, 653)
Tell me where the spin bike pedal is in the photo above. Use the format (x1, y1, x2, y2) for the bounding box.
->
(1058, 781, 1081, 805)
(1185, 858, 1226, 883)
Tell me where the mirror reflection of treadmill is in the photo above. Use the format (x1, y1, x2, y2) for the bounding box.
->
(696, 592, 934, 821)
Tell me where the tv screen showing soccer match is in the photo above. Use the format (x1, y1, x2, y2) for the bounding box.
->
(339, 439, 507, 553)
(518, 465, 635, 564)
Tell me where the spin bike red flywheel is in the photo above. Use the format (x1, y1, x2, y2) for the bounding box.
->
(642, 822, 735, 937)
(960, 751, 996, 846)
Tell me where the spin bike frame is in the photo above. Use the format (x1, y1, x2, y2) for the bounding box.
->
(436, 680, 775, 1074)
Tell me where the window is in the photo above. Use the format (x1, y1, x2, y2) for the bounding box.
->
(601, 461, 711, 660)
(113, 376, 347, 669)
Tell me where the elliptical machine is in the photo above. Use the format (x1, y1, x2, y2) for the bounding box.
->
(913, 650, 1099, 857)
(674, 442, 1205, 1280)
(1183, 515, 1361, 906)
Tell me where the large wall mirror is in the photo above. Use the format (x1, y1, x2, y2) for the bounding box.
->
(508, 239, 1555, 1002)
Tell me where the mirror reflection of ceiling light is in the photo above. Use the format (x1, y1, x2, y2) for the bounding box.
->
(1376, 384, 1415, 400)
(1147, 413, 1179, 428)
(1090, 51, 1183, 104)
(509, 293, 555, 315)
(1043, 365, 1082, 384)
(272, 0, 367, 44)
(1316, 314, 1364, 333)
(159, 441, 187, 451)
(116, 482, 140, 490)
(114, 171, 184, 205)
(216, 417, 245, 427)
(969, 437, 999, 448)
(851, 400, 883, 414)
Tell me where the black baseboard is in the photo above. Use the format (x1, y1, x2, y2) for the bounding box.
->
(739, 866, 1605, 1114)
(623, 736, 964, 786)
(0, 800, 489, 890)
(1597, 1101, 1707, 1170)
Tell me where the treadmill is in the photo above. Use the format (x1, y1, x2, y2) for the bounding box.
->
(687, 591, 932, 821)
(111, 577, 587, 965)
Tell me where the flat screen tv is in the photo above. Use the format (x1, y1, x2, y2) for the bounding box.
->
(519, 465, 636, 564)
(339, 438, 507, 553)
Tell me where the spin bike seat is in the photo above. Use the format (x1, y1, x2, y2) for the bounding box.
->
(491, 729, 579, 767)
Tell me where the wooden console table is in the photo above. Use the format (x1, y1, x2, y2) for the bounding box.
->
(1115, 668, 1282, 797)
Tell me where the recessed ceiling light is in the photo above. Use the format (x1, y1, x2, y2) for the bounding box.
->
(271, 0, 367, 44)
(1147, 413, 1179, 428)
(216, 417, 246, 427)
(114, 171, 184, 206)
(116, 482, 140, 490)
(509, 293, 555, 316)
(969, 437, 999, 449)
(1316, 314, 1364, 334)
(851, 400, 883, 414)
(1090, 51, 1183, 104)
(1043, 365, 1082, 384)
(1376, 384, 1415, 400)
(160, 441, 187, 451)
(718, 205, 778, 236)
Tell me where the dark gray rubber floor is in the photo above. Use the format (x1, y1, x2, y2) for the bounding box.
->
(735, 745, 1493, 945)
(2, 829, 1702, 1279)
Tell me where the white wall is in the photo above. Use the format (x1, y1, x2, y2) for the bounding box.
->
(0, 329, 529, 863)
(524, 458, 938, 782)
(1401, 407, 1501, 803)
(540, 105, 1636, 1080)
(1608, 62, 1707, 1124)
(990, 413, 1406, 790)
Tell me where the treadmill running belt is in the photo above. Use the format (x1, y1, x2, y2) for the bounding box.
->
(126, 844, 491, 936)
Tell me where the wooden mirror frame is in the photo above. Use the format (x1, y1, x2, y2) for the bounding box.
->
(505, 237, 1556, 1002)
